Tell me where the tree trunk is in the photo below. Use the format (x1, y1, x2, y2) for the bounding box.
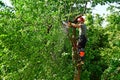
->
(71, 28, 82, 80)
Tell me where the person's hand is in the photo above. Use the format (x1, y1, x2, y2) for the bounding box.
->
(67, 22, 71, 27)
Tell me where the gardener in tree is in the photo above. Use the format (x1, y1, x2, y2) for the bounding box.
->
(68, 15, 87, 64)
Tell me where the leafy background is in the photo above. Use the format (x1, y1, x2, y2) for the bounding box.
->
(0, 0, 120, 80)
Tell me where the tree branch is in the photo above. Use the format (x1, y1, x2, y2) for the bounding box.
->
(47, 25, 52, 33)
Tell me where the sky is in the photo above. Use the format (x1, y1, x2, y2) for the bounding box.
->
(92, 4, 109, 16)
(92, 3, 119, 16)
(1, 0, 13, 8)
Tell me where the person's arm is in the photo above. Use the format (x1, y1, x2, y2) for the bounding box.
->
(70, 23, 82, 28)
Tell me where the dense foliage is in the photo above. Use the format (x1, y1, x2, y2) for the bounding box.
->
(0, 0, 120, 80)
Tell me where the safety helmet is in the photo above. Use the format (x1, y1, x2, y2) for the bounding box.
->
(77, 17, 85, 22)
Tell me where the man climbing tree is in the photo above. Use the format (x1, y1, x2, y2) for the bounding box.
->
(68, 15, 87, 64)
(63, 15, 87, 80)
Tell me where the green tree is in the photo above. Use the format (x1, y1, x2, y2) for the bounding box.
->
(0, 0, 120, 80)
(101, 7, 120, 80)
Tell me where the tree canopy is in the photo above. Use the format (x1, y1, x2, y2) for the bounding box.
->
(0, 0, 120, 80)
